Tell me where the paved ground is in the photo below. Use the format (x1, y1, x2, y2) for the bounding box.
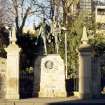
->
(0, 96, 105, 105)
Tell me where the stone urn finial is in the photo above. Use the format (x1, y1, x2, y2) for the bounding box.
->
(81, 26, 89, 45)
(10, 27, 17, 44)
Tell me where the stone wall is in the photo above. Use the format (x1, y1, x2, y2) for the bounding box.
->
(0, 57, 6, 98)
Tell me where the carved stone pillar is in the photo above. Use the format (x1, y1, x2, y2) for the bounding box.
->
(78, 26, 92, 99)
(5, 27, 21, 99)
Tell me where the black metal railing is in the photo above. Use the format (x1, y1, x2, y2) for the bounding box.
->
(66, 77, 79, 96)
(19, 72, 34, 99)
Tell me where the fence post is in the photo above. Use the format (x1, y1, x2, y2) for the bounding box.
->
(78, 26, 92, 99)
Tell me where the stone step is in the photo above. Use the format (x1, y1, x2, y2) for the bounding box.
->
(0, 97, 105, 105)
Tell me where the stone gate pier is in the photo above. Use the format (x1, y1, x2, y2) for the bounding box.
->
(5, 27, 21, 99)
(78, 26, 92, 99)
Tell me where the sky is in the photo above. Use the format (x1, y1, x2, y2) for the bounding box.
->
(22, 0, 105, 27)
(25, 16, 40, 27)
(25, 0, 105, 26)
(25, 0, 50, 27)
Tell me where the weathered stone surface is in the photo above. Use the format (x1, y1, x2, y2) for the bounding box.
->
(34, 54, 67, 97)
(78, 26, 92, 99)
(0, 103, 6, 105)
(78, 47, 92, 99)
(0, 102, 14, 105)
(0, 57, 6, 71)
(0, 57, 6, 98)
(15, 102, 34, 105)
(5, 43, 21, 99)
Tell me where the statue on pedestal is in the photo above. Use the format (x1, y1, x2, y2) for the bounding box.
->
(33, 18, 67, 98)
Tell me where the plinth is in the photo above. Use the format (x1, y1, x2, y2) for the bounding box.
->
(34, 54, 67, 97)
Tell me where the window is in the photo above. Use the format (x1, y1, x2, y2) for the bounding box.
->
(80, 0, 92, 13)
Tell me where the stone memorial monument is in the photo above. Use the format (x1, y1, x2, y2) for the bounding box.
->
(5, 27, 21, 99)
(33, 18, 66, 97)
(34, 54, 66, 97)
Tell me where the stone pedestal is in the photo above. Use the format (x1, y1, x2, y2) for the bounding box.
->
(78, 45, 92, 99)
(5, 43, 21, 99)
(33, 54, 66, 97)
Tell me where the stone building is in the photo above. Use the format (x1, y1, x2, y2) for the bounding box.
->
(95, 6, 105, 35)
(79, 0, 92, 15)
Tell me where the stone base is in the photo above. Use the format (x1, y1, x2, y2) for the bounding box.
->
(39, 90, 66, 97)
(73, 91, 80, 97)
(5, 93, 19, 99)
(34, 54, 67, 97)
(78, 93, 92, 99)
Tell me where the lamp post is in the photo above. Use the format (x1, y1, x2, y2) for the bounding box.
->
(62, 27, 69, 79)
(65, 31, 68, 79)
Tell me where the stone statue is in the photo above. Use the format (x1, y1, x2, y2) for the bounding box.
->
(11, 27, 17, 44)
(5, 26, 17, 44)
(81, 26, 89, 45)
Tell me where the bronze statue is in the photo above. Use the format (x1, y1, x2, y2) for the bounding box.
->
(35, 17, 62, 55)
(35, 18, 49, 55)
(50, 17, 61, 54)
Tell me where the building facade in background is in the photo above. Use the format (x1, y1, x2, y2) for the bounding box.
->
(79, 0, 92, 15)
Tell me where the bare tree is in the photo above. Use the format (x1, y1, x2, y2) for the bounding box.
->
(61, 0, 79, 25)
(48, 0, 63, 21)
(0, 0, 13, 27)
(49, 0, 79, 26)
(7, 0, 50, 35)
